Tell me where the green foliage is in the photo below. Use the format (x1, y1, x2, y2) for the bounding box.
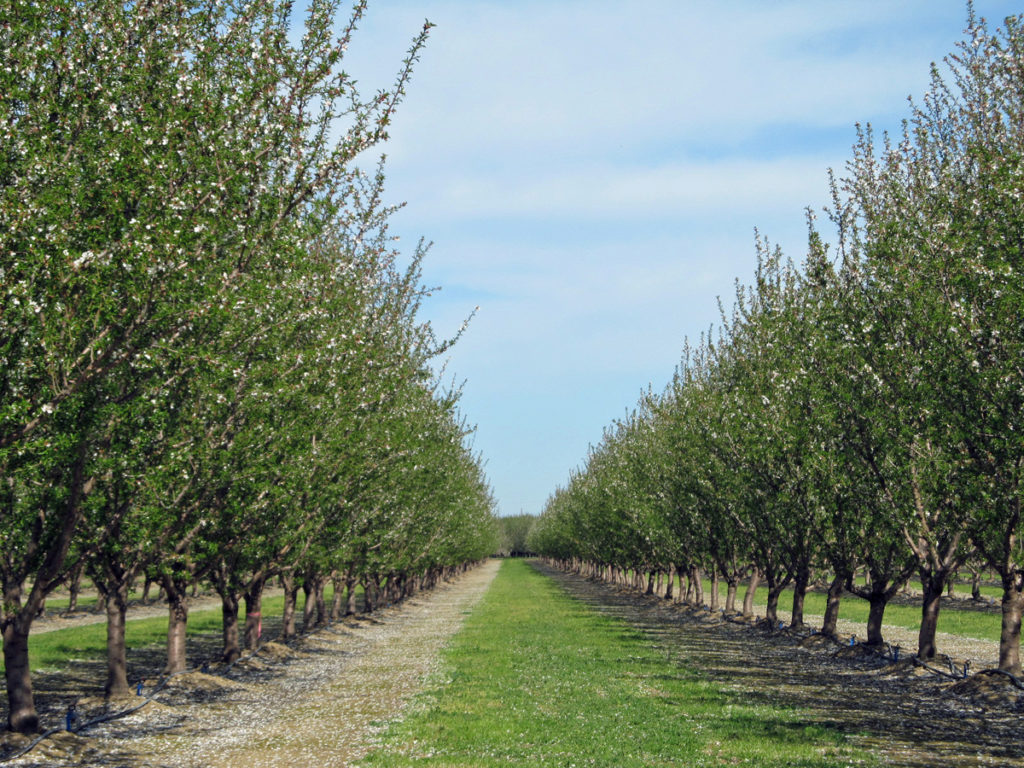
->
(533, 7, 1024, 667)
(496, 514, 537, 556)
(0, 0, 496, 728)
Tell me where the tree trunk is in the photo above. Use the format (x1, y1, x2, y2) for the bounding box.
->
(725, 577, 738, 613)
(104, 586, 131, 698)
(345, 571, 358, 616)
(220, 592, 241, 664)
(741, 569, 760, 618)
(690, 565, 704, 606)
(765, 584, 784, 624)
(865, 591, 888, 647)
(314, 577, 327, 625)
(820, 574, 844, 638)
(790, 565, 810, 629)
(2, 614, 38, 733)
(302, 580, 316, 632)
(363, 576, 377, 613)
(709, 569, 720, 611)
(917, 571, 947, 660)
(244, 582, 264, 651)
(998, 574, 1024, 674)
(163, 579, 189, 674)
(663, 566, 674, 600)
(972, 569, 982, 601)
(281, 572, 299, 641)
(330, 574, 344, 622)
(645, 571, 656, 596)
(66, 561, 84, 614)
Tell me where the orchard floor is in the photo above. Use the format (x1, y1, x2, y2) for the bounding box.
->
(3, 559, 1023, 767)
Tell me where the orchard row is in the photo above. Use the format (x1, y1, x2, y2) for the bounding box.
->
(530, 11, 1024, 676)
(0, 0, 498, 733)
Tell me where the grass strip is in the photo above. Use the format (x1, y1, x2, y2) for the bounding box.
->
(362, 559, 874, 767)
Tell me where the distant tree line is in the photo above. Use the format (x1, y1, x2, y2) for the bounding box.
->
(495, 514, 537, 557)
(1, 0, 498, 733)
(529, 10, 1024, 674)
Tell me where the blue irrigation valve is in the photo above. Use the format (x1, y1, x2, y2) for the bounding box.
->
(849, 635, 856, 646)
(778, 620, 784, 629)
(136, 681, 144, 696)
(893, 646, 901, 662)
(65, 704, 79, 732)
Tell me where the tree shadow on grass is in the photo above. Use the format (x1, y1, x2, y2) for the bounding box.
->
(537, 563, 1024, 768)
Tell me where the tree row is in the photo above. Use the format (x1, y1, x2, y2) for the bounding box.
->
(530, 10, 1024, 675)
(1, 0, 498, 733)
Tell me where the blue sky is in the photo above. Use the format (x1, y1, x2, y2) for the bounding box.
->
(337, 1, 1020, 517)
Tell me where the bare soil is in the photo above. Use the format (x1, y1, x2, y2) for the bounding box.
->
(537, 563, 1024, 768)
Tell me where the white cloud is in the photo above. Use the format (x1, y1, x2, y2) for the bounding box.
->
(332, 0, 1022, 515)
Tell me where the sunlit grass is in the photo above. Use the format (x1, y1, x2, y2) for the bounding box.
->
(362, 560, 874, 767)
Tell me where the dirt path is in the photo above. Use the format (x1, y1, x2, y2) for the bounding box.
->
(3, 562, 499, 768)
(29, 594, 228, 635)
(538, 563, 1024, 768)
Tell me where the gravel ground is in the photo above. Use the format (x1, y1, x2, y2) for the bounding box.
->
(1, 562, 499, 768)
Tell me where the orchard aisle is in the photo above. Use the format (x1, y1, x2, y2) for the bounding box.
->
(95, 561, 500, 768)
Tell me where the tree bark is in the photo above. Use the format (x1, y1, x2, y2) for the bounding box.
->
(66, 561, 84, 614)
(2, 613, 38, 733)
(820, 574, 844, 638)
(790, 564, 811, 629)
(244, 581, 264, 650)
(314, 577, 328, 624)
(281, 572, 299, 641)
(345, 571, 358, 616)
(709, 569, 720, 611)
(301, 579, 316, 631)
(765, 585, 784, 624)
(329, 574, 344, 621)
(998, 574, 1024, 674)
(917, 571, 948, 660)
(741, 569, 760, 618)
(220, 592, 241, 664)
(163, 578, 189, 674)
(725, 577, 738, 613)
(104, 586, 131, 698)
(690, 565, 704, 606)
(865, 591, 888, 647)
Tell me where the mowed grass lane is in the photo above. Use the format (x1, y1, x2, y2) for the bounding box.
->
(361, 559, 873, 768)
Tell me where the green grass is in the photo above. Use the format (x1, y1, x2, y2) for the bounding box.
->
(361, 560, 873, 767)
